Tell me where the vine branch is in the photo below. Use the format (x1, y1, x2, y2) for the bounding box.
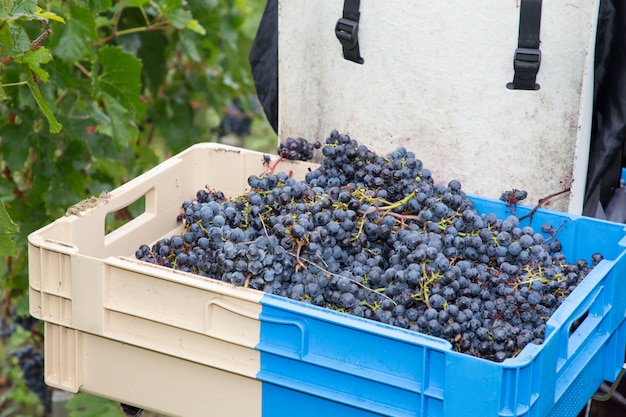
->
(0, 27, 52, 65)
(518, 188, 571, 222)
(91, 2, 171, 47)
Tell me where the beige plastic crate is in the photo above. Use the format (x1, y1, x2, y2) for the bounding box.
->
(28, 143, 313, 416)
(44, 324, 261, 417)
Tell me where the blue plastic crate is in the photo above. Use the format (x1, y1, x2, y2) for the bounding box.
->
(256, 197, 626, 417)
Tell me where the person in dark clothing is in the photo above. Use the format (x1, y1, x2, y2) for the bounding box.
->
(581, 3, 626, 415)
(582, 0, 626, 223)
(248, 0, 279, 134)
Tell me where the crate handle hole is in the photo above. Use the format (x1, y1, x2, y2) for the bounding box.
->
(105, 195, 146, 236)
(569, 310, 589, 337)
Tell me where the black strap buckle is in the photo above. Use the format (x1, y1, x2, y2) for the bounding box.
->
(508, 47, 541, 90)
(335, 18, 359, 49)
(514, 47, 541, 76)
(509, 0, 542, 90)
(335, 0, 364, 65)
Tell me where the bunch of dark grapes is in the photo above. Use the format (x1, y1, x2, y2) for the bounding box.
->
(12, 311, 39, 331)
(12, 345, 50, 412)
(0, 312, 39, 340)
(136, 131, 603, 362)
(500, 189, 528, 206)
(277, 137, 321, 161)
(0, 317, 16, 338)
(217, 100, 253, 137)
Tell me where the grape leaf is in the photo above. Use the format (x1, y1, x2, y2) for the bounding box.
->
(154, 96, 198, 153)
(0, 0, 12, 19)
(14, 295, 31, 317)
(0, 201, 19, 257)
(45, 137, 91, 209)
(87, 100, 110, 127)
(101, 92, 139, 151)
(93, 45, 144, 115)
(135, 28, 167, 96)
(0, 124, 30, 171)
(9, 23, 31, 53)
(15, 47, 52, 81)
(50, 2, 96, 63)
(188, 0, 219, 11)
(0, 19, 12, 50)
(89, 0, 112, 14)
(0, 73, 6, 99)
(121, 0, 150, 7)
(9, 0, 36, 15)
(34, 6, 65, 23)
(26, 76, 63, 133)
(179, 30, 201, 62)
(135, 143, 160, 169)
(159, 0, 206, 34)
(92, 157, 128, 181)
(186, 18, 206, 35)
(164, 7, 192, 29)
(92, 46, 143, 150)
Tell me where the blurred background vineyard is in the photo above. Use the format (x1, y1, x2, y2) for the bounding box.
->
(0, 0, 274, 415)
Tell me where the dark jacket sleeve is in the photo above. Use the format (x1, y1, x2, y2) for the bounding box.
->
(249, 0, 279, 134)
(583, 0, 626, 216)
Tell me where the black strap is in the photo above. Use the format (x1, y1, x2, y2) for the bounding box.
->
(508, 0, 542, 90)
(335, 0, 364, 64)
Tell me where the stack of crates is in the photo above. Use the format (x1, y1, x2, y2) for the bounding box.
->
(28, 143, 626, 417)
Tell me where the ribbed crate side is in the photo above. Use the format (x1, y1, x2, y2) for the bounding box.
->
(259, 354, 428, 417)
(28, 215, 81, 325)
(96, 261, 264, 378)
(544, 294, 626, 416)
(28, 243, 43, 319)
(442, 356, 507, 416)
(76, 332, 262, 417)
(258, 294, 451, 377)
(102, 263, 263, 346)
(545, 319, 626, 417)
(105, 310, 262, 377)
(261, 382, 415, 417)
(44, 323, 79, 392)
(258, 295, 450, 416)
(35, 247, 73, 326)
(601, 320, 626, 383)
(257, 295, 556, 417)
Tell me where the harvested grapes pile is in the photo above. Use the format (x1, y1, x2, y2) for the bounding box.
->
(135, 131, 602, 362)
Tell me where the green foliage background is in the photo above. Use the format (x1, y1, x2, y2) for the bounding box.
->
(0, 0, 274, 415)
